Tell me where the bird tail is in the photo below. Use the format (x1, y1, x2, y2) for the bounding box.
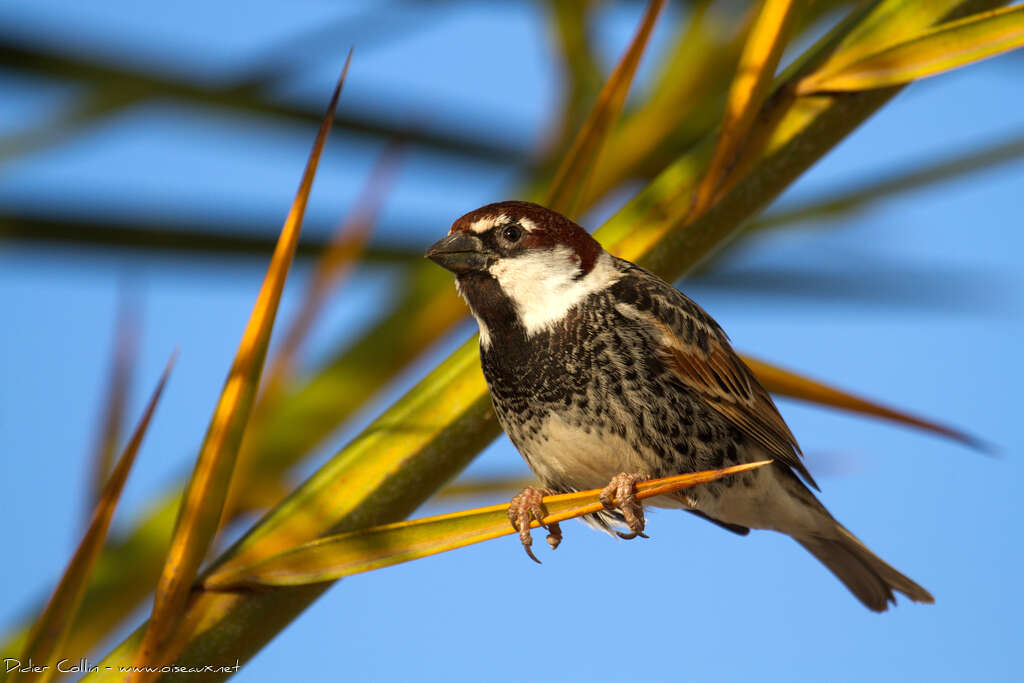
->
(796, 523, 934, 612)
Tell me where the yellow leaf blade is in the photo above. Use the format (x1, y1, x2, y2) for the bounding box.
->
(261, 139, 403, 396)
(544, 0, 667, 217)
(742, 355, 985, 449)
(202, 461, 769, 590)
(13, 355, 174, 683)
(130, 55, 352, 677)
(225, 140, 402, 518)
(814, 0, 969, 76)
(689, 0, 801, 218)
(797, 5, 1024, 94)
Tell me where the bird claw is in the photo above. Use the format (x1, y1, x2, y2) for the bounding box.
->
(600, 472, 647, 539)
(615, 530, 649, 540)
(508, 487, 562, 563)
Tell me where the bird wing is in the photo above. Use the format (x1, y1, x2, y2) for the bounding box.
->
(610, 262, 818, 489)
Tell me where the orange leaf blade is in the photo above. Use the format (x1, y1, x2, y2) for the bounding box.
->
(742, 354, 986, 449)
(14, 355, 174, 683)
(689, 0, 800, 218)
(131, 55, 352, 677)
(544, 0, 667, 218)
(202, 462, 769, 590)
(262, 138, 403, 396)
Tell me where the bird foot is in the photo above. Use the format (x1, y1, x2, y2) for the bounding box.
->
(600, 472, 648, 540)
(508, 487, 562, 563)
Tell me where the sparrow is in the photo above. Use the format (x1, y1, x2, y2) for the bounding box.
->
(425, 199, 933, 612)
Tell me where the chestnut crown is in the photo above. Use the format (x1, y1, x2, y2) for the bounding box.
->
(426, 200, 603, 275)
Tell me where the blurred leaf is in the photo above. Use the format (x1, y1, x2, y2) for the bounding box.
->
(690, 261, 1008, 311)
(87, 295, 139, 508)
(755, 131, 1024, 230)
(546, 0, 604, 155)
(578, 0, 740, 208)
(0, 212, 421, 264)
(11, 124, 1022, 266)
(12, 356, 174, 683)
(690, 0, 801, 218)
(0, 42, 524, 166)
(203, 462, 769, 590)
(743, 356, 985, 449)
(797, 5, 1024, 93)
(0, 87, 140, 164)
(545, 0, 667, 217)
(130, 58, 351, 677)
(433, 476, 535, 501)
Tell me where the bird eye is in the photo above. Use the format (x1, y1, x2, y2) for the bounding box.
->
(501, 224, 522, 243)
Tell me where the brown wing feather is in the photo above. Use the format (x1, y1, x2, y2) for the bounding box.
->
(659, 327, 817, 489)
(611, 262, 817, 489)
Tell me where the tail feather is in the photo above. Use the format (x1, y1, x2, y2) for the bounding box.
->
(797, 524, 934, 612)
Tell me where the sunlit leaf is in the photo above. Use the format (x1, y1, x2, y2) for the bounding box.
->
(808, 0, 975, 77)
(203, 462, 769, 590)
(797, 5, 1024, 94)
(689, 0, 800, 218)
(261, 139, 403, 397)
(12, 355, 174, 683)
(226, 140, 402, 517)
(545, 0, 667, 217)
(129, 56, 352, 678)
(578, 0, 743, 210)
(743, 355, 985, 449)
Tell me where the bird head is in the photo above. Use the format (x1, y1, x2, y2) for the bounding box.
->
(425, 201, 618, 347)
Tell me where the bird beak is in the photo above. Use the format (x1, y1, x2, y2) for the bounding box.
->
(425, 232, 490, 273)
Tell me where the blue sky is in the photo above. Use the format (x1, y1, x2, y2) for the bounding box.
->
(1, 2, 1022, 682)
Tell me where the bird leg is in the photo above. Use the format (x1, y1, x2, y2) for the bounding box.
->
(508, 487, 563, 563)
(600, 472, 648, 540)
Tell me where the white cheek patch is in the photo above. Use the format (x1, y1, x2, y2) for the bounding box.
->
(468, 213, 508, 234)
(488, 248, 620, 337)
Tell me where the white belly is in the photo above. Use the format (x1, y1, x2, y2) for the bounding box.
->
(518, 413, 655, 492)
